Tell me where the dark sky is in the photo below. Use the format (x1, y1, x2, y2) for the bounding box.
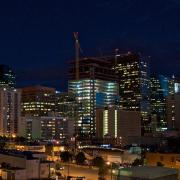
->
(0, 0, 180, 90)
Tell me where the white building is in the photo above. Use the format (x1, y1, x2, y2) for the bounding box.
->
(0, 150, 54, 179)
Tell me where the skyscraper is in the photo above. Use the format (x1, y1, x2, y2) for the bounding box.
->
(55, 92, 77, 118)
(165, 76, 180, 130)
(68, 57, 118, 137)
(150, 75, 167, 132)
(113, 52, 151, 135)
(166, 93, 180, 130)
(0, 87, 21, 136)
(0, 65, 15, 87)
(21, 85, 56, 117)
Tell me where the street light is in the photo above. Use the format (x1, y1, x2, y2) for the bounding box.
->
(106, 162, 113, 180)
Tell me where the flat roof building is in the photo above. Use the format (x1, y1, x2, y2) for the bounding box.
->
(0, 150, 54, 179)
(96, 107, 141, 146)
(23, 115, 74, 141)
(0, 87, 21, 136)
(21, 85, 56, 116)
(113, 52, 151, 135)
(118, 166, 178, 180)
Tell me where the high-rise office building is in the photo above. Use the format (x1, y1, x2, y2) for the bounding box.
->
(169, 75, 175, 95)
(55, 92, 77, 118)
(150, 75, 167, 132)
(169, 76, 180, 95)
(0, 87, 21, 136)
(68, 57, 118, 137)
(0, 65, 15, 87)
(113, 52, 150, 134)
(166, 93, 180, 130)
(21, 86, 56, 116)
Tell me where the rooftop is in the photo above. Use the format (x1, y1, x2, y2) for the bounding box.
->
(2, 167, 25, 171)
(119, 166, 178, 179)
(0, 150, 38, 160)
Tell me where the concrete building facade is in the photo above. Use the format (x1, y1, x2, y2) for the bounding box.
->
(166, 93, 180, 130)
(22, 115, 74, 141)
(0, 87, 21, 136)
(96, 107, 141, 145)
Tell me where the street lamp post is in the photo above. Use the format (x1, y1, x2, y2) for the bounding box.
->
(110, 164, 113, 180)
(107, 162, 113, 180)
(48, 162, 51, 179)
(67, 160, 70, 177)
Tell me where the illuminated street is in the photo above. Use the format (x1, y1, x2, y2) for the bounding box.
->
(61, 164, 115, 180)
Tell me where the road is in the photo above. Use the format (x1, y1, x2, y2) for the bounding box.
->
(61, 164, 115, 180)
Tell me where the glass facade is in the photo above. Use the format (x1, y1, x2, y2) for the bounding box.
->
(68, 79, 118, 136)
(55, 92, 77, 118)
(150, 76, 167, 131)
(113, 53, 151, 134)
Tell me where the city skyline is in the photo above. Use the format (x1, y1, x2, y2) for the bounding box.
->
(0, 0, 179, 90)
(0, 1, 180, 179)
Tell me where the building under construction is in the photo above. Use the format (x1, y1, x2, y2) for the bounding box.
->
(68, 51, 151, 137)
(68, 56, 119, 137)
(69, 33, 151, 138)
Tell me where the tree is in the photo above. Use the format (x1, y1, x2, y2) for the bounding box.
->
(15, 136, 27, 143)
(92, 157, 107, 180)
(55, 162, 62, 170)
(60, 151, 72, 177)
(157, 162, 164, 167)
(98, 166, 108, 180)
(0, 141, 5, 149)
(92, 156, 105, 168)
(75, 152, 86, 165)
(60, 151, 72, 163)
(0, 136, 7, 149)
(132, 158, 144, 166)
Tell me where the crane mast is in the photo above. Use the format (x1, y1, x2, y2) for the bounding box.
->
(73, 32, 80, 80)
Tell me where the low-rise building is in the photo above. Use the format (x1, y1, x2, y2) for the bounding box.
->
(15, 145, 46, 153)
(118, 166, 178, 180)
(82, 147, 140, 164)
(0, 150, 54, 179)
(0, 167, 26, 180)
(146, 152, 180, 170)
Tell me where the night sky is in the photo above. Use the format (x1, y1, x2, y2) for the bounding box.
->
(0, 0, 180, 90)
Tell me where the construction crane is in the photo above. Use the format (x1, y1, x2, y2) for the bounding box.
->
(73, 32, 80, 80)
